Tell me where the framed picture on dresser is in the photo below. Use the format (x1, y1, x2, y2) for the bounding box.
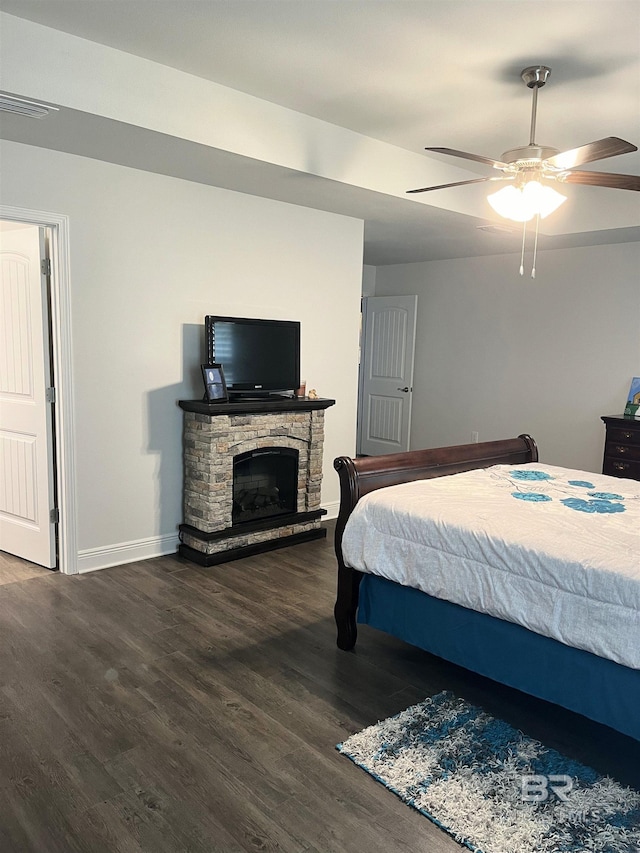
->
(623, 376, 640, 418)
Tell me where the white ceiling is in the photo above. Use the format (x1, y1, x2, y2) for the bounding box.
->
(1, 0, 639, 265)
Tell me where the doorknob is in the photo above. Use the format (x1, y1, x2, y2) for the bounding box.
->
(397, 386, 410, 393)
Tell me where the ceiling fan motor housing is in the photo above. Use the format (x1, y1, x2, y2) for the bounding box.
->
(501, 144, 560, 166)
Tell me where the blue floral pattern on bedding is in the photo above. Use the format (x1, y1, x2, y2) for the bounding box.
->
(588, 491, 623, 500)
(561, 498, 626, 514)
(510, 470, 553, 481)
(506, 468, 628, 513)
(512, 492, 552, 502)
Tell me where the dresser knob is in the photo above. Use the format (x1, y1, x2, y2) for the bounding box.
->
(613, 461, 629, 471)
(622, 431, 633, 440)
(615, 446, 628, 454)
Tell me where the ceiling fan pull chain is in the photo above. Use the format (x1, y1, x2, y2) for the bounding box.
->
(531, 213, 541, 278)
(519, 220, 527, 276)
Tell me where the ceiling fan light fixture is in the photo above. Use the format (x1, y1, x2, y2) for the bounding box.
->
(487, 180, 567, 222)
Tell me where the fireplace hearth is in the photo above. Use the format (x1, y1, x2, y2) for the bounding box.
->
(178, 397, 335, 565)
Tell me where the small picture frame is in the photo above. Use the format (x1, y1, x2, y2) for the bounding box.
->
(624, 376, 640, 418)
(201, 363, 228, 403)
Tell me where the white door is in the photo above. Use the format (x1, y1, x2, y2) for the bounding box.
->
(357, 295, 418, 456)
(0, 224, 57, 568)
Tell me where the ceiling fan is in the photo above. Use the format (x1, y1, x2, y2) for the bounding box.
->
(408, 65, 640, 220)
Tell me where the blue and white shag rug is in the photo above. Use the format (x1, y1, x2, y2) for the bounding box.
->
(337, 691, 640, 853)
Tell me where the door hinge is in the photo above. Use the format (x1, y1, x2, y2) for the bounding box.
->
(46, 387, 56, 403)
(41, 258, 51, 276)
(50, 508, 59, 524)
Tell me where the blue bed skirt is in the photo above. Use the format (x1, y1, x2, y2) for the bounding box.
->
(358, 573, 640, 742)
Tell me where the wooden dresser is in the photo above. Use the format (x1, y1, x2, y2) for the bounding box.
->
(601, 415, 640, 481)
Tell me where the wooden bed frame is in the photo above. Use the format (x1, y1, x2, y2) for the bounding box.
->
(332, 434, 640, 740)
(333, 434, 538, 651)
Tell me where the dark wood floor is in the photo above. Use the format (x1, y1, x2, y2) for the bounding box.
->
(0, 527, 638, 853)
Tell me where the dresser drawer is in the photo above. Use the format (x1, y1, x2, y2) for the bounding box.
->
(606, 426, 640, 445)
(603, 457, 640, 480)
(605, 442, 640, 462)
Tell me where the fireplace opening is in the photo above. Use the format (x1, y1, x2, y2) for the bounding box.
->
(232, 447, 299, 525)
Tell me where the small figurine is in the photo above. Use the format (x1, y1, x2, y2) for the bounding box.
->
(308, 388, 318, 399)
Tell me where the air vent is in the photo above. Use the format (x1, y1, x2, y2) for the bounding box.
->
(476, 224, 517, 236)
(0, 93, 59, 119)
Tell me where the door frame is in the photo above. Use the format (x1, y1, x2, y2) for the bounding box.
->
(1, 205, 77, 574)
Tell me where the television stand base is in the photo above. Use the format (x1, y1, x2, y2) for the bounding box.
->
(228, 391, 296, 401)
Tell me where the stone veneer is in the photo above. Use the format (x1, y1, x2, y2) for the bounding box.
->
(178, 398, 334, 564)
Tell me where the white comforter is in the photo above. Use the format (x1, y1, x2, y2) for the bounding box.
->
(341, 463, 640, 670)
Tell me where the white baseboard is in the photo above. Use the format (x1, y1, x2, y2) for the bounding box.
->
(77, 505, 339, 574)
(322, 500, 340, 521)
(77, 533, 180, 573)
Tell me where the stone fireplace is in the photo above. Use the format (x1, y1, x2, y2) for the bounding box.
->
(178, 397, 335, 565)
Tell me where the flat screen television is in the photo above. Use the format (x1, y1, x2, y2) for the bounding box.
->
(205, 315, 300, 397)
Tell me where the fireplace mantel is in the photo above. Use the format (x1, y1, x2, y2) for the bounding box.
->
(179, 396, 335, 416)
(178, 396, 335, 566)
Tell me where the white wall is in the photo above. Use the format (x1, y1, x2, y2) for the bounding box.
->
(0, 140, 363, 569)
(362, 264, 377, 296)
(375, 243, 640, 472)
(0, 12, 489, 223)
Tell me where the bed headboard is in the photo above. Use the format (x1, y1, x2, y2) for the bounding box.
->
(334, 434, 538, 517)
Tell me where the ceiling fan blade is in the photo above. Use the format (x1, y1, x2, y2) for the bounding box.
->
(545, 137, 637, 170)
(561, 170, 640, 191)
(425, 147, 509, 170)
(407, 176, 502, 194)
